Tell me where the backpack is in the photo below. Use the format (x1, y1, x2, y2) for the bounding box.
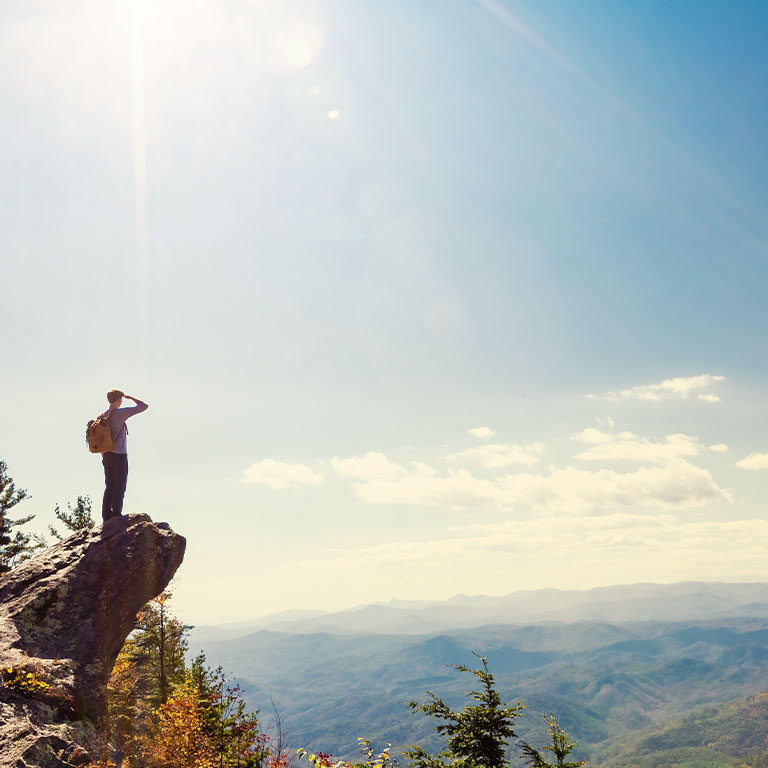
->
(86, 412, 114, 454)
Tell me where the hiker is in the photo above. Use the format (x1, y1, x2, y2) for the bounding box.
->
(101, 389, 149, 521)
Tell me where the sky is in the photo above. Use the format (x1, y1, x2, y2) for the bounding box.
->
(2, 0, 767, 626)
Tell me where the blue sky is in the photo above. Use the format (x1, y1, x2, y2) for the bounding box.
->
(2, 0, 767, 624)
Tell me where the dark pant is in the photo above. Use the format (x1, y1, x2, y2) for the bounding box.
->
(102, 452, 129, 520)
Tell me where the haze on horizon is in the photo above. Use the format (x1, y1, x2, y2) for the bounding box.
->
(2, 0, 767, 625)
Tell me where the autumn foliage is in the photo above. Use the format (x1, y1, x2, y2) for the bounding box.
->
(154, 682, 216, 768)
(97, 592, 269, 768)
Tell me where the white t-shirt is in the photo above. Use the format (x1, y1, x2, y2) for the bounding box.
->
(105, 401, 148, 454)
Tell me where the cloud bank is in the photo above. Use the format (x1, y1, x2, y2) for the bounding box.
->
(332, 454, 729, 514)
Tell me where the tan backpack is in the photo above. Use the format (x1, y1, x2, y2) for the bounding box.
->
(86, 412, 114, 454)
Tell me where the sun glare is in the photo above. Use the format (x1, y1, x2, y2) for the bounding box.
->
(272, 22, 323, 69)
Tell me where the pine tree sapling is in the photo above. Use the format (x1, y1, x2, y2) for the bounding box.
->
(519, 714, 586, 768)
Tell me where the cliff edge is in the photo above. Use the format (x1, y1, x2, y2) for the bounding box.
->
(0, 513, 186, 767)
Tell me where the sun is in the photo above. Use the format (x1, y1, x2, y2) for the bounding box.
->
(272, 22, 323, 69)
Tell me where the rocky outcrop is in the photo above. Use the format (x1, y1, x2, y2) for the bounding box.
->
(0, 513, 186, 767)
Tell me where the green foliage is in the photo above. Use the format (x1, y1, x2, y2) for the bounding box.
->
(133, 592, 190, 705)
(403, 653, 526, 768)
(0, 458, 44, 573)
(519, 714, 586, 768)
(49, 495, 95, 540)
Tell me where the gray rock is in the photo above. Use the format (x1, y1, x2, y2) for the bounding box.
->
(0, 513, 186, 767)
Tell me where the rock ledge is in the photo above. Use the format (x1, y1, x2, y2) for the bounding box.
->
(0, 513, 186, 767)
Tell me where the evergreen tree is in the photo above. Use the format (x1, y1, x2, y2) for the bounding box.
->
(132, 592, 191, 707)
(190, 652, 268, 768)
(404, 653, 525, 768)
(49, 495, 95, 540)
(519, 714, 586, 768)
(0, 458, 44, 574)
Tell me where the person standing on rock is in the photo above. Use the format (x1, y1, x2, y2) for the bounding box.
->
(101, 389, 148, 521)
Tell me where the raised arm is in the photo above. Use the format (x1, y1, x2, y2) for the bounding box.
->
(123, 394, 149, 414)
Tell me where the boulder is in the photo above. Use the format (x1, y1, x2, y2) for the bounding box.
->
(0, 513, 186, 767)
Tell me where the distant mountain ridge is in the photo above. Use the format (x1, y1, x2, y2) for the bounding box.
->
(192, 581, 768, 641)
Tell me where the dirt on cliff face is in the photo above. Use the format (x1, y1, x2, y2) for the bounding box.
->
(0, 513, 186, 767)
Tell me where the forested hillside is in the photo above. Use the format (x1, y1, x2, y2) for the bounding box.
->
(606, 692, 768, 767)
(189, 608, 768, 766)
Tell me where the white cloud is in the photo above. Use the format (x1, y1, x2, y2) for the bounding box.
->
(331, 452, 406, 480)
(589, 374, 725, 402)
(468, 426, 495, 439)
(709, 444, 729, 453)
(346, 458, 729, 514)
(736, 453, 768, 470)
(242, 459, 323, 490)
(572, 427, 614, 445)
(446, 443, 543, 469)
(502, 460, 728, 513)
(572, 430, 700, 463)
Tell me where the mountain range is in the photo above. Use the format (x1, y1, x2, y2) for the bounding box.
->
(188, 582, 768, 767)
(192, 581, 768, 641)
